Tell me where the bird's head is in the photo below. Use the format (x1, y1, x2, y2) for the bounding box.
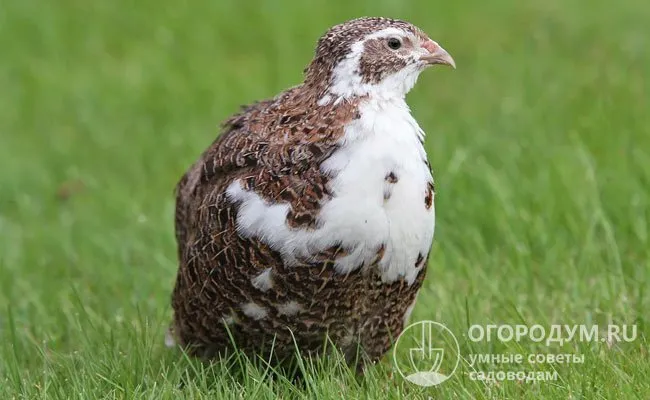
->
(305, 17, 455, 104)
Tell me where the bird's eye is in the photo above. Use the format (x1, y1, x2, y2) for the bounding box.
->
(387, 38, 402, 50)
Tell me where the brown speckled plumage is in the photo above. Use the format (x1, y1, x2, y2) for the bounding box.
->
(170, 16, 447, 370)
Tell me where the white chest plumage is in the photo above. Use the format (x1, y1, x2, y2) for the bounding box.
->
(320, 98, 435, 284)
(227, 98, 435, 286)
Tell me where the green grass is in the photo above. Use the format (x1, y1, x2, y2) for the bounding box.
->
(1, 0, 649, 398)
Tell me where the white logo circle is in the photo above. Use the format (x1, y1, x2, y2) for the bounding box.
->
(393, 320, 461, 387)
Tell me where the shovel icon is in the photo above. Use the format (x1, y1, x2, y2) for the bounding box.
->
(409, 321, 444, 373)
(395, 320, 459, 387)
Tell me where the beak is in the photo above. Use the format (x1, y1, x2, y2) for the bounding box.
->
(420, 40, 456, 69)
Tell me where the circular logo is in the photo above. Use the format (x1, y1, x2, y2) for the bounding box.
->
(393, 320, 460, 387)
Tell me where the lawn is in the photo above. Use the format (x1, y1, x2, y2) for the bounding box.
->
(1, 0, 649, 398)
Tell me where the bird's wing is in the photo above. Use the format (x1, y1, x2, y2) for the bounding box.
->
(174, 92, 359, 253)
(170, 93, 362, 349)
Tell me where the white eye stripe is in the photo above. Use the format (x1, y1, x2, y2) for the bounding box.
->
(362, 27, 406, 41)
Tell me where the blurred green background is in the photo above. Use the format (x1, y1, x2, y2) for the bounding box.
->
(1, 0, 648, 398)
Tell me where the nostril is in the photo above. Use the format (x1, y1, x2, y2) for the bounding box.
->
(421, 40, 439, 54)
